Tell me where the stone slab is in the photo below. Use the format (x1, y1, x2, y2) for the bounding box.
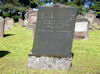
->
(28, 55, 72, 70)
(0, 17, 4, 38)
(75, 22, 88, 32)
(30, 6, 77, 58)
(74, 21, 89, 40)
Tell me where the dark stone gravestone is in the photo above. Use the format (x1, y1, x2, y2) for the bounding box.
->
(28, 4, 77, 70)
(0, 17, 4, 38)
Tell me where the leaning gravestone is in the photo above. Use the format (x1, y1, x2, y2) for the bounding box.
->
(0, 16, 4, 38)
(28, 4, 77, 70)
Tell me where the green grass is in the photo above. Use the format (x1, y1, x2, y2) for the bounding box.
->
(0, 23, 100, 74)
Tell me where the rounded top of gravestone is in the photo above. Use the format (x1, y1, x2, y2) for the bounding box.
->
(0, 16, 4, 23)
(42, 4, 75, 8)
(5, 17, 10, 21)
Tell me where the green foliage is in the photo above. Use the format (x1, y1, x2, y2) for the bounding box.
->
(11, 15, 21, 21)
(30, 0, 38, 4)
(73, 0, 83, 5)
(66, 2, 83, 15)
(2, 0, 28, 12)
(1, 0, 29, 20)
(30, 0, 50, 7)
(53, 0, 63, 3)
(2, 4, 14, 11)
(91, 1, 100, 14)
(14, 6, 28, 12)
(85, 8, 90, 13)
(2, 12, 10, 18)
(53, 0, 84, 14)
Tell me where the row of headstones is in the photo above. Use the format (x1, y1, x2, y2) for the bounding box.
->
(18, 9, 37, 30)
(78, 11, 100, 30)
(18, 10, 89, 40)
(0, 16, 14, 38)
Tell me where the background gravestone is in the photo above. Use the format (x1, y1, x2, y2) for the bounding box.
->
(26, 11, 37, 30)
(28, 4, 77, 70)
(0, 16, 4, 38)
(5, 17, 14, 31)
(74, 18, 89, 40)
(18, 18, 25, 26)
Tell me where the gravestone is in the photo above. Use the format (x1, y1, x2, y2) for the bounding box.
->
(4, 26, 10, 31)
(74, 18, 89, 40)
(28, 4, 77, 70)
(0, 16, 4, 38)
(84, 10, 95, 26)
(5, 17, 14, 28)
(26, 11, 37, 30)
(18, 18, 25, 26)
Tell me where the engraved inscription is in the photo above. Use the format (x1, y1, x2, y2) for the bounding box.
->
(31, 7, 77, 57)
(37, 7, 76, 39)
(39, 29, 73, 38)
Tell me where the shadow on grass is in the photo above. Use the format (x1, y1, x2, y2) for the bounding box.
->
(0, 51, 10, 58)
(71, 53, 74, 59)
(69, 53, 74, 68)
(4, 34, 15, 37)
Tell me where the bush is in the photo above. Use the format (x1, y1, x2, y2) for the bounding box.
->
(11, 15, 21, 22)
(2, 12, 10, 18)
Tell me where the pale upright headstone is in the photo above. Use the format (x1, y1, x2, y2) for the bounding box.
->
(26, 11, 37, 30)
(0, 16, 4, 38)
(74, 19, 89, 40)
(5, 17, 14, 28)
(18, 18, 25, 26)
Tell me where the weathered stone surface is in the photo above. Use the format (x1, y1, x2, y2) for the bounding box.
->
(28, 56, 72, 70)
(4, 26, 10, 31)
(5, 17, 14, 28)
(18, 18, 25, 26)
(29, 6, 77, 57)
(93, 18, 100, 25)
(24, 9, 38, 29)
(0, 16, 4, 38)
(26, 11, 37, 30)
(84, 10, 96, 26)
(28, 5, 77, 70)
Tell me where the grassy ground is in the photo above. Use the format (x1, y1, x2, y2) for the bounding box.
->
(0, 23, 100, 74)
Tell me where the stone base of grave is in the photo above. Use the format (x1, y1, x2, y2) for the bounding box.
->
(74, 32, 88, 40)
(28, 55, 72, 70)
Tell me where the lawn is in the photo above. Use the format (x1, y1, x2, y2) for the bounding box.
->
(0, 23, 100, 74)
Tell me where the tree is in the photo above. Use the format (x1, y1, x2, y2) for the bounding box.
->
(30, 0, 52, 8)
(66, 0, 84, 14)
(1, 0, 28, 21)
(91, 0, 100, 15)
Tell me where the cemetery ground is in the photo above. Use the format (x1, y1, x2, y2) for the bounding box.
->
(0, 23, 100, 74)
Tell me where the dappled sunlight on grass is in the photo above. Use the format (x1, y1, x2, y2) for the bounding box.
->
(0, 23, 100, 74)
